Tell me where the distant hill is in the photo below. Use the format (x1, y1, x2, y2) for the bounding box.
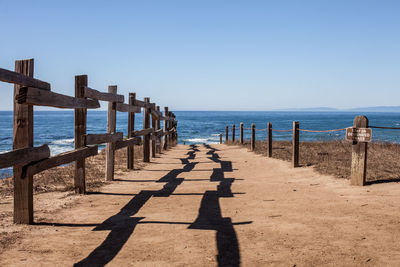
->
(276, 106, 400, 112)
(348, 106, 400, 112)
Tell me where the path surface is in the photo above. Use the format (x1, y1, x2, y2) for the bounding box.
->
(1, 144, 400, 266)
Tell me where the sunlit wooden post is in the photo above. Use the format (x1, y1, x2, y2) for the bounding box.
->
(156, 106, 161, 153)
(143, 97, 150, 162)
(74, 74, 88, 193)
(127, 93, 135, 170)
(292, 121, 299, 168)
(105, 85, 117, 181)
(350, 116, 369, 186)
(163, 107, 168, 150)
(251, 123, 255, 151)
(13, 59, 34, 224)
(267, 122, 272, 157)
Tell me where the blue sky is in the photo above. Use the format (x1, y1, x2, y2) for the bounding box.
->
(1, 0, 399, 111)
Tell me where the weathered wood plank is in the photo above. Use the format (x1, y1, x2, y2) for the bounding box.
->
(13, 59, 34, 224)
(115, 137, 141, 150)
(163, 107, 169, 150)
(84, 87, 124, 103)
(143, 97, 151, 162)
(106, 85, 117, 181)
(23, 146, 98, 177)
(134, 99, 152, 108)
(133, 127, 154, 137)
(127, 93, 136, 170)
(84, 132, 123, 145)
(351, 116, 369, 186)
(0, 144, 50, 169)
(74, 75, 87, 194)
(0, 67, 50, 90)
(151, 109, 161, 120)
(17, 87, 100, 109)
(115, 102, 141, 113)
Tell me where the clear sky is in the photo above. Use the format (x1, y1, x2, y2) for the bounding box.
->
(1, 0, 399, 111)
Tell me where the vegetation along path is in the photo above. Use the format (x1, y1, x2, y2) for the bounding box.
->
(1, 144, 400, 266)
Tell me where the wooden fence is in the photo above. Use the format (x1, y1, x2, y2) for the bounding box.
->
(0, 58, 178, 224)
(223, 115, 376, 187)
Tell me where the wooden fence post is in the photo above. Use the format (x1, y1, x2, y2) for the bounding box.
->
(74, 74, 87, 193)
(13, 59, 34, 224)
(220, 133, 222, 144)
(127, 93, 135, 170)
(251, 123, 255, 151)
(105, 85, 117, 181)
(267, 122, 272, 157)
(143, 97, 151, 162)
(151, 107, 156, 158)
(163, 107, 168, 150)
(292, 121, 299, 168)
(240, 122, 244, 144)
(225, 126, 229, 142)
(168, 111, 173, 145)
(350, 116, 369, 186)
(232, 124, 235, 142)
(156, 106, 161, 153)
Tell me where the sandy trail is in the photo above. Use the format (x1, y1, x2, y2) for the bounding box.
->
(1, 144, 400, 266)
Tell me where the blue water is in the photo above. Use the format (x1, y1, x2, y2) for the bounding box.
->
(1, 110, 400, 176)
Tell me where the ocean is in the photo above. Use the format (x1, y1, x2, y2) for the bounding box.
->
(1, 110, 400, 176)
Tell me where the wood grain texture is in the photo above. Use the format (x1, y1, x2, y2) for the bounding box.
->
(0, 145, 50, 169)
(115, 102, 141, 113)
(350, 116, 369, 186)
(17, 87, 100, 109)
(74, 75, 88, 194)
(105, 85, 117, 181)
(143, 97, 151, 162)
(115, 137, 141, 150)
(84, 87, 124, 103)
(23, 146, 98, 177)
(84, 132, 123, 145)
(13, 59, 34, 224)
(127, 93, 136, 170)
(163, 107, 168, 150)
(133, 128, 154, 137)
(0, 67, 50, 90)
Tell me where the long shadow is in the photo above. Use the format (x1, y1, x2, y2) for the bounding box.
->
(74, 145, 200, 266)
(188, 144, 249, 267)
(365, 178, 400, 185)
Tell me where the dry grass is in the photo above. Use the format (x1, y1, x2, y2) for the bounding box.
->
(227, 140, 400, 183)
(0, 145, 145, 198)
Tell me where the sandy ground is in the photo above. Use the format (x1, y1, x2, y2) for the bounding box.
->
(1, 144, 400, 266)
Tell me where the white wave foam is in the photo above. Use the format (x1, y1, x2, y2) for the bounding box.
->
(185, 138, 209, 143)
(48, 144, 74, 156)
(51, 138, 74, 145)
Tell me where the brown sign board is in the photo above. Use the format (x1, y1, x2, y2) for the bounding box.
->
(346, 127, 372, 142)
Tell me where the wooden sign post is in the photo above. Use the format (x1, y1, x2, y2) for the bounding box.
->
(350, 116, 369, 186)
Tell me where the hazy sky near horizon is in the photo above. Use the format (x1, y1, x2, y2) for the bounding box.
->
(1, 0, 399, 111)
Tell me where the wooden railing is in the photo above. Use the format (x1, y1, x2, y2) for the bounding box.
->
(0, 58, 178, 224)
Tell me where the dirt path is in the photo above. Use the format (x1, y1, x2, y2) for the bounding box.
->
(1, 144, 400, 266)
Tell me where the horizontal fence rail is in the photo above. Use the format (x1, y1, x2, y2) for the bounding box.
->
(0, 58, 178, 224)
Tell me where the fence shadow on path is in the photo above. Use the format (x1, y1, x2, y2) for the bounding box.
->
(74, 145, 199, 266)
